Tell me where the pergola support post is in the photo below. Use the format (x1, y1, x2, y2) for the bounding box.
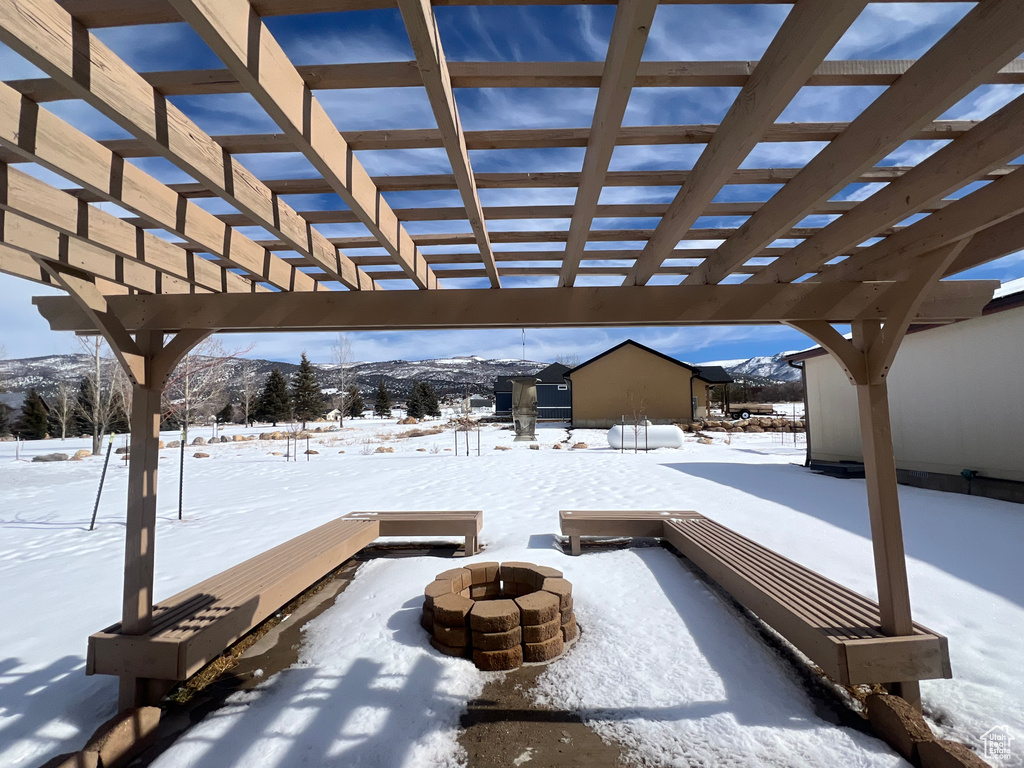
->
(118, 329, 213, 709)
(784, 240, 969, 710)
(36, 261, 215, 708)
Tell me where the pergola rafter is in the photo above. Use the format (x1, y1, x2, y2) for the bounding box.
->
(2, 0, 1023, 715)
(0, 82, 314, 293)
(623, 0, 868, 286)
(64, 165, 1013, 200)
(0, 163, 260, 295)
(166, 0, 440, 290)
(14, 59, 1024, 101)
(398, 0, 500, 287)
(686, 0, 1024, 286)
(558, 0, 658, 286)
(61, 120, 978, 157)
(0, 0, 376, 291)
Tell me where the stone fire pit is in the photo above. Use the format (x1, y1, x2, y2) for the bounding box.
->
(421, 561, 579, 670)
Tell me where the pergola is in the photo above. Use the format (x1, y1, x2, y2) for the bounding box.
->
(1, 0, 1022, 714)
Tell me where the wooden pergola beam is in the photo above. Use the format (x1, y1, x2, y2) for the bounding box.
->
(1, 210, 208, 297)
(946, 212, 1024, 276)
(623, 0, 867, 286)
(34, 280, 997, 334)
(78, 121, 978, 157)
(342, 248, 787, 266)
(0, 163, 259, 295)
(167, 0, 438, 289)
(198, 200, 945, 229)
(54, 0, 978, 29)
(50, 0, 981, 30)
(826, 167, 1024, 283)
(398, 0, 499, 286)
(753, 92, 1024, 284)
(559, 0, 659, 287)
(16, 59, 1024, 101)
(83, 166, 1014, 201)
(254, 225, 836, 252)
(0, 82, 316, 293)
(0, 0, 375, 291)
(688, 0, 1024, 286)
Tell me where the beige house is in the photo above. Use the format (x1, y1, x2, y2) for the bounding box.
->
(787, 281, 1024, 503)
(566, 340, 732, 428)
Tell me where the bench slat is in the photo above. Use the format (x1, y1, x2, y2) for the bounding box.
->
(88, 518, 379, 680)
(557, 509, 950, 685)
(678, 520, 889, 640)
(663, 518, 950, 684)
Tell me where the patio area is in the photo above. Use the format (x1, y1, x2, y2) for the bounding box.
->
(1, 422, 1021, 767)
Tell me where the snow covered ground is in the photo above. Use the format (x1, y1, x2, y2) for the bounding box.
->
(0, 419, 1021, 767)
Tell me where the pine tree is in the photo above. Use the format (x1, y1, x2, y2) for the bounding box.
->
(258, 367, 291, 426)
(16, 389, 49, 440)
(291, 353, 324, 428)
(406, 381, 425, 419)
(0, 405, 10, 437)
(345, 385, 364, 419)
(373, 379, 392, 418)
(217, 401, 235, 424)
(421, 382, 441, 418)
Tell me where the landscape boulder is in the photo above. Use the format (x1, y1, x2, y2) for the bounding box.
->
(193, 452, 210, 459)
(375, 446, 394, 453)
(191, 437, 206, 446)
(71, 449, 92, 461)
(32, 453, 69, 463)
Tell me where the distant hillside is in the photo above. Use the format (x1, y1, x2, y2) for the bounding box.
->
(0, 351, 800, 402)
(0, 353, 546, 401)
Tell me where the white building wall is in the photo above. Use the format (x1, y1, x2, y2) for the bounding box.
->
(805, 305, 1024, 482)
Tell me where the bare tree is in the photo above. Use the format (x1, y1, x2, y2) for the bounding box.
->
(50, 381, 77, 440)
(332, 333, 354, 427)
(238, 367, 260, 426)
(76, 337, 125, 454)
(555, 353, 581, 368)
(163, 337, 251, 439)
(625, 383, 649, 454)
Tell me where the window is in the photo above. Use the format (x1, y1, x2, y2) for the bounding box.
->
(557, 384, 568, 390)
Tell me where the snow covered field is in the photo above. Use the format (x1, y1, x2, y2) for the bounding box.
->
(1, 419, 1021, 767)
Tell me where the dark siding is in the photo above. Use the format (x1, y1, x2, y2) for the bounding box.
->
(495, 391, 513, 415)
(494, 383, 572, 419)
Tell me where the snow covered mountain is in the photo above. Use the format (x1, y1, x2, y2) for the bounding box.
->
(699, 353, 800, 383)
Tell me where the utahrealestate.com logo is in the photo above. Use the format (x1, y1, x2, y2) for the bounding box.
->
(981, 725, 1015, 760)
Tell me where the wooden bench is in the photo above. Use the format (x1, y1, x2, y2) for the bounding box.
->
(561, 510, 951, 687)
(559, 509, 702, 555)
(344, 510, 483, 556)
(88, 516, 380, 700)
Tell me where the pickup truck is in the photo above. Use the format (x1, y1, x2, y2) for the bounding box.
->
(724, 403, 775, 420)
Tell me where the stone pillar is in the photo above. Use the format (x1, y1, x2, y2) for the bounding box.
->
(511, 377, 539, 442)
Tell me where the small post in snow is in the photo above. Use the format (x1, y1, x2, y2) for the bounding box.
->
(306, 434, 310, 461)
(89, 433, 115, 531)
(178, 428, 186, 521)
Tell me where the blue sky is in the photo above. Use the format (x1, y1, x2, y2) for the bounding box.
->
(1, 2, 1023, 366)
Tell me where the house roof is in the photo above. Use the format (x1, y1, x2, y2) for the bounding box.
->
(566, 340, 732, 385)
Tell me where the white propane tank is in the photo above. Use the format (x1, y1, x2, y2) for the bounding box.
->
(608, 423, 685, 450)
